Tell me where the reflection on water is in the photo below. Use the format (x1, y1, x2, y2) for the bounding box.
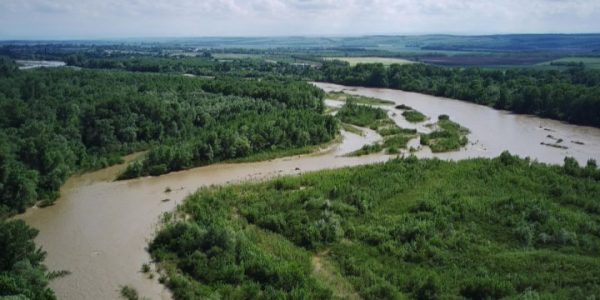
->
(19, 83, 600, 300)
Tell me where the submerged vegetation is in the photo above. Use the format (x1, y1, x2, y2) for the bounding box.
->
(150, 153, 600, 299)
(421, 115, 470, 152)
(336, 100, 388, 128)
(338, 101, 466, 155)
(401, 110, 427, 123)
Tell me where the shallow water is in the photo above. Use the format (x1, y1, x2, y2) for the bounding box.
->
(18, 83, 600, 299)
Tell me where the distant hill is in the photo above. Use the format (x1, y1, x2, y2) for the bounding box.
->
(3, 34, 599, 54)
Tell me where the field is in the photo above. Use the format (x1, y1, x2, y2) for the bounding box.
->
(150, 154, 600, 299)
(537, 56, 600, 70)
(323, 57, 415, 66)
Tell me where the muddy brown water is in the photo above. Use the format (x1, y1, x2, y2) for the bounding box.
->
(18, 130, 385, 300)
(19, 83, 600, 299)
(317, 82, 600, 165)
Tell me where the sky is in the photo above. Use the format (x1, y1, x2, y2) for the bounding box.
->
(1, 0, 599, 39)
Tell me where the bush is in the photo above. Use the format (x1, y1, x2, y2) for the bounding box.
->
(460, 277, 515, 299)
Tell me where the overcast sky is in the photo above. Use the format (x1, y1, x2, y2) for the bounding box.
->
(1, 0, 599, 39)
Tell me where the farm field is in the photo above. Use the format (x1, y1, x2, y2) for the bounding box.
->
(324, 56, 415, 66)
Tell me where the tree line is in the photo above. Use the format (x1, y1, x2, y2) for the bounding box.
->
(0, 58, 333, 215)
(320, 61, 600, 127)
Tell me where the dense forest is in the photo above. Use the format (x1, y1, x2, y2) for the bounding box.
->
(64, 54, 320, 79)
(321, 61, 600, 127)
(150, 154, 600, 299)
(0, 57, 333, 214)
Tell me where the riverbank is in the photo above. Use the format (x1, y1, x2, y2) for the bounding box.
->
(17, 84, 600, 299)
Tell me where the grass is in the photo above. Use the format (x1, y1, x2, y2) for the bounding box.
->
(323, 57, 415, 66)
(401, 110, 427, 123)
(384, 134, 414, 150)
(341, 123, 364, 136)
(377, 127, 417, 137)
(347, 144, 384, 156)
(149, 154, 600, 299)
(326, 92, 394, 105)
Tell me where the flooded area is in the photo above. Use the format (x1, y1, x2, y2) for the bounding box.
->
(16, 60, 67, 70)
(316, 82, 600, 165)
(18, 83, 600, 299)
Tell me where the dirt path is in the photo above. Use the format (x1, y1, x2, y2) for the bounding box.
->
(312, 250, 361, 300)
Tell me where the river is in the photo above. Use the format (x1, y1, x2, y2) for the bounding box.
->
(16, 60, 67, 70)
(19, 83, 600, 299)
(316, 82, 600, 165)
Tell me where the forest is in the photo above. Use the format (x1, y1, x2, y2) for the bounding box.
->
(0, 57, 334, 214)
(63, 54, 320, 79)
(0, 56, 337, 298)
(320, 61, 600, 127)
(150, 153, 600, 299)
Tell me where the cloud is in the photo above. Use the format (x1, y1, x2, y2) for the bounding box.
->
(0, 0, 599, 39)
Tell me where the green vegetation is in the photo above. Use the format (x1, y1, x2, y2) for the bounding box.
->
(120, 285, 142, 300)
(377, 127, 417, 137)
(0, 219, 57, 299)
(340, 123, 363, 136)
(150, 153, 600, 299)
(394, 104, 412, 110)
(141, 263, 151, 273)
(401, 110, 427, 123)
(0, 58, 336, 212)
(322, 62, 600, 127)
(337, 101, 420, 156)
(336, 100, 387, 127)
(63, 54, 320, 79)
(326, 92, 394, 105)
(383, 135, 414, 152)
(119, 109, 336, 179)
(541, 57, 600, 70)
(0, 59, 339, 300)
(421, 115, 469, 152)
(348, 144, 384, 156)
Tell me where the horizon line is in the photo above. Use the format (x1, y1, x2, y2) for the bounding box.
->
(2, 32, 600, 42)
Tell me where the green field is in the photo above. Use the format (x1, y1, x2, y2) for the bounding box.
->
(323, 57, 415, 66)
(538, 57, 600, 69)
(150, 154, 600, 299)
